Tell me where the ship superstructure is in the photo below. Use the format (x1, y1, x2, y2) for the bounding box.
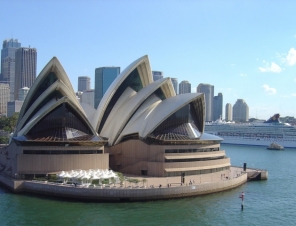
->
(205, 114, 296, 148)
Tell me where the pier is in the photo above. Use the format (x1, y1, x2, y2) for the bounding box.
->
(231, 166, 268, 181)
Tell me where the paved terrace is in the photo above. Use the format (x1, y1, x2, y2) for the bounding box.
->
(0, 167, 256, 201)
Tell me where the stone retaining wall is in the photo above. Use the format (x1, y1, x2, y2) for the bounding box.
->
(16, 174, 247, 201)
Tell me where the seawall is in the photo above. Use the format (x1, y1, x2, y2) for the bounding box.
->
(0, 173, 247, 201)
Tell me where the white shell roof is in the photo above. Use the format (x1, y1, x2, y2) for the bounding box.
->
(116, 93, 205, 144)
(15, 79, 81, 134)
(93, 55, 153, 133)
(14, 57, 96, 138)
(18, 96, 96, 136)
(101, 78, 175, 145)
(17, 57, 76, 125)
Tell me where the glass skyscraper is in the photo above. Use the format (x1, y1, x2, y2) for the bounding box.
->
(152, 71, 163, 81)
(1, 39, 21, 100)
(213, 93, 223, 121)
(78, 76, 90, 92)
(179, 80, 191, 94)
(225, 103, 232, 121)
(14, 47, 37, 100)
(171, 78, 178, 94)
(94, 67, 120, 109)
(233, 99, 249, 122)
(196, 83, 214, 121)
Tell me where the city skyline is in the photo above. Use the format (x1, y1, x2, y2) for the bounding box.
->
(0, 1, 296, 119)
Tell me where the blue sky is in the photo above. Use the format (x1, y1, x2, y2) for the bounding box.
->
(1, 0, 295, 120)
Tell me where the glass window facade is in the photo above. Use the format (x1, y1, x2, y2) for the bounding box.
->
(151, 104, 202, 140)
(21, 90, 63, 130)
(94, 67, 120, 109)
(25, 72, 58, 114)
(164, 166, 230, 177)
(165, 147, 220, 153)
(23, 150, 103, 154)
(27, 103, 93, 140)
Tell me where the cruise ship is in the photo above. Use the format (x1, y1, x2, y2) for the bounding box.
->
(205, 114, 296, 148)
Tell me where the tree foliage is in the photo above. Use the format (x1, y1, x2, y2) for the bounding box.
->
(0, 136, 8, 144)
(0, 112, 19, 133)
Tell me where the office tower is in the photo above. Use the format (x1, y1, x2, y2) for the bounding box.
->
(18, 87, 30, 101)
(0, 83, 10, 116)
(171, 78, 178, 94)
(225, 103, 232, 121)
(213, 93, 223, 121)
(14, 47, 37, 100)
(0, 39, 21, 100)
(81, 89, 94, 107)
(179, 80, 191, 94)
(197, 83, 214, 121)
(152, 71, 163, 81)
(233, 99, 249, 122)
(78, 76, 90, 92)
(7, 100, 23, 117)
(94, 67, 120, 108)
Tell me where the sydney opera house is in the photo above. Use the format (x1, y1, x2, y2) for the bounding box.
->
(0, 55, 248, 200)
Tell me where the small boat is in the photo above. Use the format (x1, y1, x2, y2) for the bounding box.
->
(267, 142, 284, 150)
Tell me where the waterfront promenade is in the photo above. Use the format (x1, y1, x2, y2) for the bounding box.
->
(0, 166, 260, 201)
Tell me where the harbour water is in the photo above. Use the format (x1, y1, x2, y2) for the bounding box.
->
(1, 144, 296, 226)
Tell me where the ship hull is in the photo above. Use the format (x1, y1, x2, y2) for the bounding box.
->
(217, 136, 295, 148)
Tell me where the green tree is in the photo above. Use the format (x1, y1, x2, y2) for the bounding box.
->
(0, 117, 9, 130)
(8, 113, 19, 133)
(116, 172, 125, 185)
(0, 136, 8, 144)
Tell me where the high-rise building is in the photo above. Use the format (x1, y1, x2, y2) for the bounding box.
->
(179, 80, 191, 94)
(0, 83, 10, 116)
(0, 39, 21, 100)
(233, 99, 249, 122)
(152, 71, 163, 81)
(18, 87, 30, 101)
(213, 93, 223, 121)
(78, 76, 90, 92)
(225, 103, 232, 121)
(197, 83, 214, 121)
(14, 47, 37, 100)
(81, 89, 95, 107)
(170, 78, 178, 94)
(94, 67, 120, 108)
(7, 100, 23, 117)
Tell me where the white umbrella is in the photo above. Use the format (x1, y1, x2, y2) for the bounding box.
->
(58, 171, 65, 177)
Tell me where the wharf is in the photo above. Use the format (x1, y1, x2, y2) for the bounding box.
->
(232, 166, 268, 181)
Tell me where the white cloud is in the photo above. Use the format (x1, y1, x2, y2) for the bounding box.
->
(230, 63, 236, 66)
(286, 48, 296, 66)
(276, 53, 286, 63)
(259, 62, 282, 73)
(240, 73, 247, 76)
(294, 78, 296, 82)
(262, 84, 276, 95)
(291, 93, 296, 97)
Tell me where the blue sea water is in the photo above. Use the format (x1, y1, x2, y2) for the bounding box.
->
(1, 144, 296, 226)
